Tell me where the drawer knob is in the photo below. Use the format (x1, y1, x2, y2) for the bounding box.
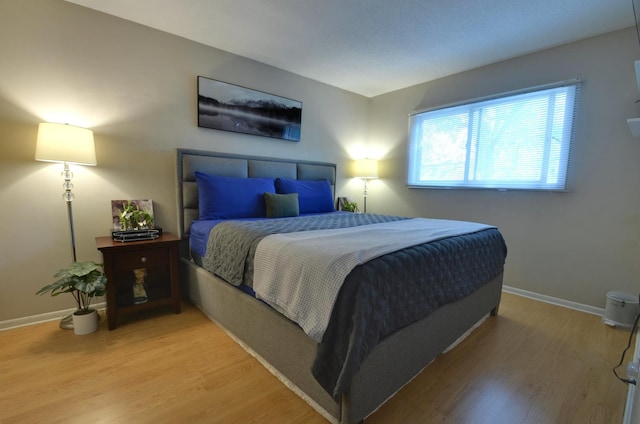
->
(140, 256, 147, 263)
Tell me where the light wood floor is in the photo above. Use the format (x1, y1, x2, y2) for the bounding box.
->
(0, 293, 631, 424)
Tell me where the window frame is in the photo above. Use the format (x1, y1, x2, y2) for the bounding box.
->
(407, 79, 581, 192)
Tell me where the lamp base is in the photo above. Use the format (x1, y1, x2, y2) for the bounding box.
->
(59, 313, 74, 330)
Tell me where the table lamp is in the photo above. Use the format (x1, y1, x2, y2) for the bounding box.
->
(353, 158, 378, 213)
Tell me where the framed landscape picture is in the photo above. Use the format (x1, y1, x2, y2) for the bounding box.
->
(198, 76, 302, 142)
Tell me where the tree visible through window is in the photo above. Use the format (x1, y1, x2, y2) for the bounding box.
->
(407, 81, 580, 191)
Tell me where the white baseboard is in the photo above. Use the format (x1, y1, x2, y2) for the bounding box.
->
(0, 302, 106, 331)
(503, 285, 604, 317)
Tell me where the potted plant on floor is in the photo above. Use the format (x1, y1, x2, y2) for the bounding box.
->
(37, 261, 107, 335)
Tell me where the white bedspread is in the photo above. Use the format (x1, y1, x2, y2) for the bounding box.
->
(253, 218, 494, 342)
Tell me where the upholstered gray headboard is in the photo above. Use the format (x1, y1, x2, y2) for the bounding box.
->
(176, 149, 337, 238)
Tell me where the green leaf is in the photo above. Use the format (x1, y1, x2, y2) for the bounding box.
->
(36, 261, 107, 310)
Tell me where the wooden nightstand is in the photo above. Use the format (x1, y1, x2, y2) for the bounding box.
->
(96, 233, 181, 330)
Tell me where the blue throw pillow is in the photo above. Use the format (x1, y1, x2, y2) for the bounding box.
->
(275, 178, 334, 214)
(195, 172, 275, 219)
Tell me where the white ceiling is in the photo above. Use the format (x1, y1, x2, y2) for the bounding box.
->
(66, 0, 635, 97)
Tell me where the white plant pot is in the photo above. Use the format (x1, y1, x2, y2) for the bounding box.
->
(72, 310, 98, 335)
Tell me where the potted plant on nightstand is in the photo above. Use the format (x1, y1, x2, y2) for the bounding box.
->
(342, 199, 359, 213)
(36, 261, 107, 335)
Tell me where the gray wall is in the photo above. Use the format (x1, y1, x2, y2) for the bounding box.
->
(368, 28, 640, 307)
(0, 0, 368, 322)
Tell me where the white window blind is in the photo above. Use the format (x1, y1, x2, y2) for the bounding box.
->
(407, 80, 580, 191)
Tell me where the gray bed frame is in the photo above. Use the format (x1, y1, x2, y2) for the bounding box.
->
(176, 148, 503, 423)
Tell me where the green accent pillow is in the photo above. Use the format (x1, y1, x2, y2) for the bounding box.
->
(264, 192, 299, 218)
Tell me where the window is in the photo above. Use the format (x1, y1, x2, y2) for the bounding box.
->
(407, 80, 580, 191)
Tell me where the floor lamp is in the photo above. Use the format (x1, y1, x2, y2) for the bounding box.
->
(353, 158, 378, 213)
(35, 123, 97, 329)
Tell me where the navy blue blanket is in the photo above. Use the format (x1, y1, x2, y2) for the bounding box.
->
(312, 227, 507, 399)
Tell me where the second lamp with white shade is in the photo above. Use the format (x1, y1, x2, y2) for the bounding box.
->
(352, 158, 378, 213)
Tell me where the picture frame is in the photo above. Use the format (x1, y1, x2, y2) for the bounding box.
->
(111, 199, 154, 231)
(197, 76, 302, 142)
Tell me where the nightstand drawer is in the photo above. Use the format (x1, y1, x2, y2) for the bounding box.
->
(113, 248, 169, 270)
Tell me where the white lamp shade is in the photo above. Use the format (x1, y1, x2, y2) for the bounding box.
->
(353, 158, 378, 178)
(35, 123, 97, 166)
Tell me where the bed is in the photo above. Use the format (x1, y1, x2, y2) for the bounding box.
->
(176, 148, 507, 423)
